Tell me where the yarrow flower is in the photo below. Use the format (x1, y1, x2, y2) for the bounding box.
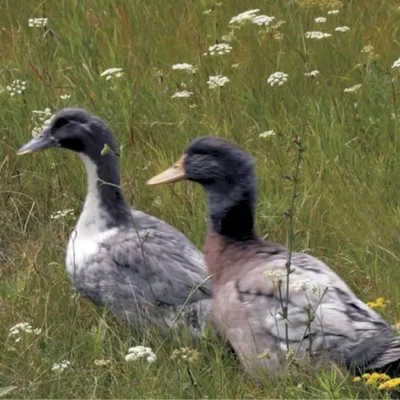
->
(100, 67, 124, 81)
(207, 75, 230, 89)
(305, 31, 332, 39)
(264, 269, 284, 283)
(267, 72, 288, 87)
(259, 130, 276, 138)
(305, 70, 320, 77)
(50, 209, 75, 220)
(31, 108, 54, 138)
(344, 84, 362, 93)
(9, 322, 41, 343)
(172, 63, 198, 74)
(60, 94, 71, 100)
(94, 359, 111, 367)
(28, 18, 48, 27)
(314, 17, 327, 23)
(170, 347, 201, 364)
(335, 26, 350, 32)
(229, 9, 260, 25)
(292, 279, 322, 295)
(6, 80, 26, 97)
(378, 377, 400, 390)
(52, 360, 71, 372)
(208, 43, 232, 55)
(125, 346, 156, 363)
(171, 90, 193, 99)
(251, 15, 275, 26)
(367, 296, 389, 311)
(327, 9, 340, 14)
(392, 57, 400, 69)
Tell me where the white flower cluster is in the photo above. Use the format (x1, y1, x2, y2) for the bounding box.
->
(292, 279, 321, 295)
(50, 209, 75, 220)
(31, 108, 54, 138)
(229, 9, 275, 27)
(361, 45, 374, 54)
(264, 269, 284, 284)
(208, 43, 232, 55)
(327, 9, 340, 15)
(60, 94, 71, 100)
(172, 63, 198, 74)
(9, 322, 41, 343)
(125, 346, 156, 363)
(207, 75, 230, 89)
(28, 18, 48, 27)
(314, 17, 327, 23)
(171, 90, 193, 99)
(52, 360, 71, 372)
(305, 31, 332, 39)
(100, 67, 124, 81)
(251, 15, 275, 26)
(344, 84, 362, 93)
(259, 130, 276, 138)
(305, 70, 320, 77)
(267, 72, 288, 87)
(6, 80, 26, 97)
(392, 57, 400, 69)
(335, 26, 350, 32)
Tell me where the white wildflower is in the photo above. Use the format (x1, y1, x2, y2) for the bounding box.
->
(292, 279, 321, 294)
(50, 209, 75, 220)
(344, 84, 362, 93)
(229, 9, 260, 25)
(203, 9, 212, 14)
(189, 104, 197, 108)
(94, 359, 111, 367)
(259, 130, 276, 138)
(327, 9, 340, 14)
(251, 15, 275, 26)
(314, 17, 327, 23)
(264, 269, 284, 283)
(171, 90, 193, 99)
(52, 360, 71, 372)
(207, 75, 229, 89)
(172, 63, 198, 74)
(9, 322, 41, 342)
(60, 94, 71, 100)
(361, 45, 374, 53)
(31, 108, 54, 138)
(305, 70, 320, 77)
(267, 72, 288, 87)
(335, 26, 350, 32)
(100, 67, 124, 81)
(208, 43, 232, 55)
(28, 18, 47, 27)
(305, 31, 332, 39)
(221, 34, 233, 42)
(231, 63, 240, 68)
(274, 33, 284, 40)
(125, 346, 156, 363)
(392, 57, 400, 69)
(6, 79, 26, 97)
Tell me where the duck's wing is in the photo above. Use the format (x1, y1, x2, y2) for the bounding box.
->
(224, 249, 400, 372)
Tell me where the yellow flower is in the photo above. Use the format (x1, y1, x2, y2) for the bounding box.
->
(367, 297, 389, 311)
(353, 376, 362, 383)
(378, 377, 400, 390)
(364, 372, 390, 385)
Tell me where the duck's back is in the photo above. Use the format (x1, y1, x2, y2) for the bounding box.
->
(66, 208, 212, 336)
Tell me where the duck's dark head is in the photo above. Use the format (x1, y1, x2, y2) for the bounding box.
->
(147, 136, 257, 240)
(17, 108, 119, 162)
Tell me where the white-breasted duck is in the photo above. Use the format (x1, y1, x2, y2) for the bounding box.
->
(17, 108, 212, 337)
(147, 136, 400, 377)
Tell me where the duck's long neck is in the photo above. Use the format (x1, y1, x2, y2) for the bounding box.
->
(76, 153, 132, 235)
(206, 182, 256, 241)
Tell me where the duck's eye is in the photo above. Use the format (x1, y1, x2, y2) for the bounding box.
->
(53, 117, 69, 130)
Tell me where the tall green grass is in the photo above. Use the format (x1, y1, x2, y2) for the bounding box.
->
(1, 0, 400, 397)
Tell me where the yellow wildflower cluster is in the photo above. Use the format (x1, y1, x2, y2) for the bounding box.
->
(378, 377, 400, 390)
(298, 0, 343, 9)
(366, 297, 389, 311)
(170, 347, 201, 365)
(353, 372, 390, 386)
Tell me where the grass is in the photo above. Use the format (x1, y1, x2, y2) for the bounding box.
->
(1, 0, 400, 397)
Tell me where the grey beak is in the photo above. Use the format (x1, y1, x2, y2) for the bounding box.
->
(16, 130, 56, 155)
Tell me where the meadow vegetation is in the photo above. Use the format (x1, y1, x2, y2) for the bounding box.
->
(1, 0, 400, 398)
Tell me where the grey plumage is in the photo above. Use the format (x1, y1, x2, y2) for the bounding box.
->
(17, 108, 212, 337)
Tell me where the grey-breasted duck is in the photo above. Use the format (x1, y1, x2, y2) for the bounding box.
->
(17, 108, 212, 337)
(147, 136, 400, 377)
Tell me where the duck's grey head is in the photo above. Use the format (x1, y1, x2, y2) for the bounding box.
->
(17, 108, 119, 162)
(147, 136, 255, 189)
